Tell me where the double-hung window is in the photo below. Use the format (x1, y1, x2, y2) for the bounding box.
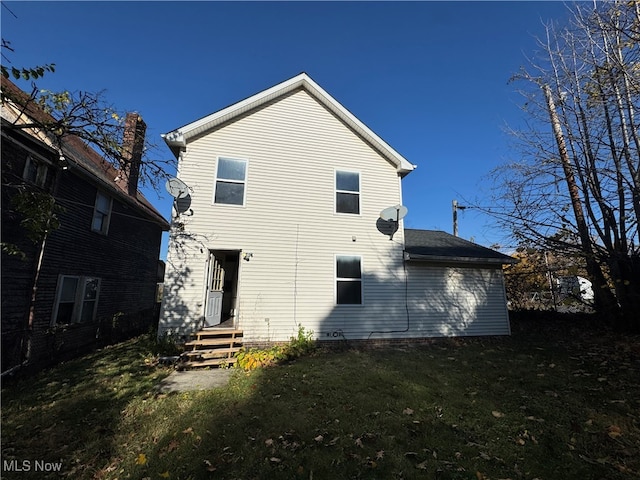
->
(213, 157, 247, 206)
(22, 155, 48, 187)
(336, 255, 362, 305)
(92, 191, 112, 234)
(335, 170, 360, 214)
(53, 276, 100, 324)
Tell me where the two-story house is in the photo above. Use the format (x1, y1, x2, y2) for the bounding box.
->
(1, 78, 170, 374)
(158, 73, 515, 350)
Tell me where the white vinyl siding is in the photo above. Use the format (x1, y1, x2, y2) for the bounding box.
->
(159, 88, 512, 342)
(213, 157, 247, 206)
(406, 264, 510, 336)
(160, 89, 407, 340)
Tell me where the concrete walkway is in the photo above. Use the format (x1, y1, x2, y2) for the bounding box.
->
(156, 369, 233, 393)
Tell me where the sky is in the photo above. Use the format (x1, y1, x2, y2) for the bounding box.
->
(2, 1, 572, 258)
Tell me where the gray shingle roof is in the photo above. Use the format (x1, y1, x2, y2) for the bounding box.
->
(404, 229, 517, 265)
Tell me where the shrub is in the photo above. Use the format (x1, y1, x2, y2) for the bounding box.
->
(235, 325, 316, 371)
(140, 329, 183, 357)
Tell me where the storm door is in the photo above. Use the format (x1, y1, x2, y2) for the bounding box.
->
(205, 252, 225, 326)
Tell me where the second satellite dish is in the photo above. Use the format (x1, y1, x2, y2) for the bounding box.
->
(165, 177, 190, 199)
(380, 205, 408, 222)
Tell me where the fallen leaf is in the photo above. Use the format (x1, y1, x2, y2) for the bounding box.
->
(355, 437, 364, 448)
(376, 450, 385, 459)
(182, 427, 194, 435)
(314, 435, 324, 442)
(135, 453, 147, 465)
(607, 425, 622, 438)
(492, 411, 505, 418)
(167, 440, 179, 452)
(265, 438, 274, 447)
(270, 457, 281, 463)
(403, 408, 414, 415)
(204, 460, 216, 472)
(416, 460, 428, 470)
(159, 472, 170, 478)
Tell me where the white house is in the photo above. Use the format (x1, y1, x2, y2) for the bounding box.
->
(158, 73, 516, 346)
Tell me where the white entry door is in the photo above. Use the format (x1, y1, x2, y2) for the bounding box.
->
(205, 252, 225, 327)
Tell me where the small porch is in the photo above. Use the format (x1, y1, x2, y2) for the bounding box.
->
(179, 324, 243, 369)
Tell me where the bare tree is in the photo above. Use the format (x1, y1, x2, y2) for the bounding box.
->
(492, 0, 640, 332)
(1, 80, 174, 192)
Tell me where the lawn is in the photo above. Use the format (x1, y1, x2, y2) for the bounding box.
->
(1, 314, 639, 480)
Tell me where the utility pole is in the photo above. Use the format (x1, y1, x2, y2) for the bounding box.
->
(452, 200, 467, 237)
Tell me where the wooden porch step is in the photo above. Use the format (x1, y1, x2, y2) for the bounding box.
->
(181, 357, 237, 368)
(195, 328, 243, 339)
(183, 347, 242, 359)
(179, 327, 243, 370)
(184, 337, 243, 348)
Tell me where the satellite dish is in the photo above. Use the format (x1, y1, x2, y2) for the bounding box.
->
(380, 205, 408, 222)
(165, 177, 189, 199)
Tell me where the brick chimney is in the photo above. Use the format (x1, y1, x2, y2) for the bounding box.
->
(121, 112, 146, 197)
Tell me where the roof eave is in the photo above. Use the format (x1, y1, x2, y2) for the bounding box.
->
(162, 73, 417, 174)
(404, 252, 518, 266)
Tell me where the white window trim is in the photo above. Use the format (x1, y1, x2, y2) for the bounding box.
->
(334, 168, 361, 216)
(335, 254, 364, 306)
(51, 275, 101, 325)
(22, 155, 48, 187)
(212, 156, 249, 207)
(91, 191, 112, 235)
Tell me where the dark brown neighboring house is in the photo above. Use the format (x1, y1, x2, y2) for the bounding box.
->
(1, 78, 170, 374)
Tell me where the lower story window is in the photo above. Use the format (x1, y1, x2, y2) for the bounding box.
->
(336, 255, 362, 305)
(53, 275, 100, 324)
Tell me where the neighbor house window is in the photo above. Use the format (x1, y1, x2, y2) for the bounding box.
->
(22, 155, 48, 187)
(336, 255, 362, 305)
(92, 191, 112, 234)
(335, 170, 360, 214)
(53, 276, 100, 324)
(213, 157, 247, 206)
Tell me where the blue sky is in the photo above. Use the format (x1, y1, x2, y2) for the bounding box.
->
(2, 1, 571, 257)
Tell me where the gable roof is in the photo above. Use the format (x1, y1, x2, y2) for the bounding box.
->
(162, 72, 416, 176)
(1, 77, 170, 230)
(404, 229, 517, 265)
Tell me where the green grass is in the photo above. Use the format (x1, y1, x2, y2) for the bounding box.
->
(2, 316, 639, 480)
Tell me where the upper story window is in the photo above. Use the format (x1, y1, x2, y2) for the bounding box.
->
(336, 255, 362, 305)
(335, 170, 360, 214)
(92, 191, 112, 235)
(53, 275, 100, 324)
(22, 155, 48, 188)
(213, 157, 247, 206)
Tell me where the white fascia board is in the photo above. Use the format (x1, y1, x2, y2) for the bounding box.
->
(163, 73, 417, 175)
(302, 75, 416, 175)
(404, 252, 518, 266)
